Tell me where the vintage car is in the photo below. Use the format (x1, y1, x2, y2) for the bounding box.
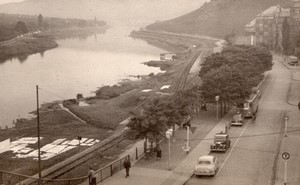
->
(194, 155, 219, 177)
(230, 113, 244, 126)
(210, 132, 231, 152)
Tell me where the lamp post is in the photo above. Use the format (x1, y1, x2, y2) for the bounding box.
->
(186, 126, 190, 154)
(36, 85, 41, 185)
(165, 129, 172, 171)
(215, 96, 220, 122)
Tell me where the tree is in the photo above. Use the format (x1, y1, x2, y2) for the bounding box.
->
(127, 97, 187, 151)
(282, 17, 290, 54)
(38, 14, 43, 30)
(173, 87, 204, 113)
(15, 21, 28, 35)
(199, 53, 229, 77)
(224, 32, 236, 45)
(200, 65, 251, 104)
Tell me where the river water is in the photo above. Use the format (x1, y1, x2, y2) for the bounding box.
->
(0, 26, 164, 128)
(0, 0, 210, 128)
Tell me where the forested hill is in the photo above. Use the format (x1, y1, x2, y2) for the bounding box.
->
(0, 13, 105, 41)
(146, 0, 290, 38)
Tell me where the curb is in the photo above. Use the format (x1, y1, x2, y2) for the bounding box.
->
(275, 55, 300, 106)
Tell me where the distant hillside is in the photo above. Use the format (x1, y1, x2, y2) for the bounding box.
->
(146, 0, 290, 38)
(0, 0, 208, 26)
(0, 13, 105, 41)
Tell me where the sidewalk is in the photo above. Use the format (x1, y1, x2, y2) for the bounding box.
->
(274, 54, 300, 185)
(288, 72, 300, 106)
(273, 54, 300, 106)
(98, 107, 235, 185)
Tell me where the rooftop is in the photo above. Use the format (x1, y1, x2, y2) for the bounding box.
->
(258, 5, 290, 17)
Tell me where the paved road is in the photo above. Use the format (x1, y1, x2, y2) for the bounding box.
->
(185, 56, 294, 185)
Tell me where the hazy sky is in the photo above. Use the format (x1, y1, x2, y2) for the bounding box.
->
(0, 0, 25, 5)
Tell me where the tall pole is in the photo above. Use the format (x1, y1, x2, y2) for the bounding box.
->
(284, 116, 288, 137)
(36, 85, 41, 184)
(168, 137, 171, 170)
(216, 100, 219, 122)
(186, 126, 190, 154)
(165, 129, 172, 171)
(215, 96, 219, 122)
(284, 161, 287, 185)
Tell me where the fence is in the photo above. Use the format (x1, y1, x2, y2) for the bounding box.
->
(0, 139, 153, 185)
(0, 170, 87, 185)
(93, 138, 155, 184)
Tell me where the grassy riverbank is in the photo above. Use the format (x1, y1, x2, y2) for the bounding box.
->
(0, 33, 58, 62)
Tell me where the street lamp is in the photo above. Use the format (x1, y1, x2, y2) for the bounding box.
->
(165, 129, 173, 171)
(36, 85, 41, 185)
(215, 95, 220, 122)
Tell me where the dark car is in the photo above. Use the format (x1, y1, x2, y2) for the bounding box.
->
(210, 132, 231, 152)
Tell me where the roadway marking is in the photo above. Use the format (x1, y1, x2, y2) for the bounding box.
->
(216, 72, 275, 176)
(216, 121, 249, 176)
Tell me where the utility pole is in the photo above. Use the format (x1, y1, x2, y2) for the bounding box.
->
(36, 85, 41, 184)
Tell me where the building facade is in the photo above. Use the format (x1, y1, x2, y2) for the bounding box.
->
(245, 0, 300, 54)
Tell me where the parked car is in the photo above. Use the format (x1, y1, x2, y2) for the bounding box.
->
(230, 113, 244, 126)
(210, 132, 231, 152)
(288, 55, 298, 66)
(194, 155, 219, 177)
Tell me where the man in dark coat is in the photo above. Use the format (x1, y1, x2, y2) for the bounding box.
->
(123, 158, 131, 178)
(88, 167, 96, 185)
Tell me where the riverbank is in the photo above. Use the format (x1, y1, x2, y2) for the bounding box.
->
(0, 33, 58, 62)
(0, 25, 109, 63)
(0, 29, 217, 178)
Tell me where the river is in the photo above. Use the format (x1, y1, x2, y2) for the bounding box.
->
(0, 0, 210, 128)
(0, 26, 165, 128)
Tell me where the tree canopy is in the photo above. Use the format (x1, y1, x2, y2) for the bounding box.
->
(200, 65, 250, 103)
(38, 14, 43, 29)
(15, 21, 28, 35)
(199, 45, 272, 103)
(127, 88, 202, 143)
(282, 17, 290, 54)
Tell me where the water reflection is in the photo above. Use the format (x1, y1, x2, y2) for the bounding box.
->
(17, 55, 28, 63)
(0, 26, 164, 128)
(40, 51, 45, 58)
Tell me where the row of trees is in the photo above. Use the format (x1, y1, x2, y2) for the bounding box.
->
(128, 87, 202, 150)
(199, 45, 273, 104)
(0, 13, 106, 41)
(128, 45, 273, 151)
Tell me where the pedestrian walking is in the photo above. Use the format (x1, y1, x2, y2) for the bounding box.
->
(155, 145, 162, 160)
(88, 167, 96, 185)
(252, 114, 256, 124)
(298, 102, 300, 111)
(123, 157, 131, 178)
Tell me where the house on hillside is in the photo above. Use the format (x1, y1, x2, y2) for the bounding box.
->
(245, 0, 300, 54)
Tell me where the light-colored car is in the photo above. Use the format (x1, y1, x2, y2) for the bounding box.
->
(194, 155, 219, 176)
(230, 113, 244, 126)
